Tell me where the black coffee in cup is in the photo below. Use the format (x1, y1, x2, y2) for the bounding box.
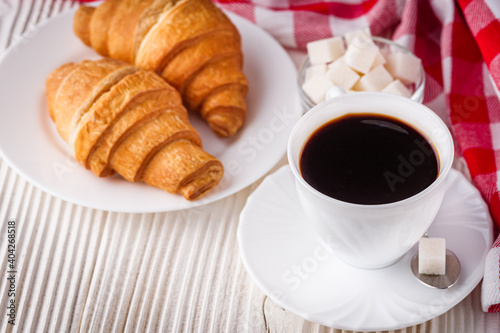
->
(299, 113, 439, 205)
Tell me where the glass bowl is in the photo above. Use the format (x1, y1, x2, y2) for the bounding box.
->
(298, 36, 425, 111)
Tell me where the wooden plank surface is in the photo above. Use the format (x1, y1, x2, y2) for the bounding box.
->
(0, 1, 500, 332)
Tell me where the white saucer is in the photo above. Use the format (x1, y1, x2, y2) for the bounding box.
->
(238, 165, 493, 331)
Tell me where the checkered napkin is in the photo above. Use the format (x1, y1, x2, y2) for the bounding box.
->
(211, 0, 500, 312)
(78, 0, 500, 311)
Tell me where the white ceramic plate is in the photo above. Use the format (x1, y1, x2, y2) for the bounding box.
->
(0, 9, 301, 212)
(238, 165, 493, 331)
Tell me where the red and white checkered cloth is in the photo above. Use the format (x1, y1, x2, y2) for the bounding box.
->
(79, 0, 500, 312)
(212, 0, 500, 312)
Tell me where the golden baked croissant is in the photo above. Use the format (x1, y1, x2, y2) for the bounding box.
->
(46, 58, 224, 200)
(73, 0, 248, 137)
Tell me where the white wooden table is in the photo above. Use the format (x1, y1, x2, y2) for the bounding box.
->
(1, 1, 500, 332)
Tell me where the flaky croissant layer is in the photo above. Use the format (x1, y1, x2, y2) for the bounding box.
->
(46, 58, 224, 200)
(74, 0, 248, 137)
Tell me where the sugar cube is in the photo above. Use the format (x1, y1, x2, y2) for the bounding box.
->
(302, 74, 334, 104)
(305, 63, 328, 82)
(353, 65, 393, 91)
(370, 51, 387, 70)
(326, 58, 360, 90)
(325, 85, 347, 100)
(379, 47, 391, 60)
(344, 28, 372, 46)
(307, 37, 345, 65)
(382, 79, 412, 98)
(418, 238, 446, 275)
(385, 52, 422, 84)
(343, 36, 379, 74)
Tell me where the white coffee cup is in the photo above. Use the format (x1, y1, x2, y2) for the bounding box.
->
(287, 92, 454, 269)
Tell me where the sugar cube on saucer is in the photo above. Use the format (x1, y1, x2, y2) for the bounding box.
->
(418, 238, 446, 275)
(307, 37, 345, 65)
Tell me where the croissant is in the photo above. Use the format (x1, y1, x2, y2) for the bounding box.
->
(73, 0, 248, 138)
(46, 58, 224, 200)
